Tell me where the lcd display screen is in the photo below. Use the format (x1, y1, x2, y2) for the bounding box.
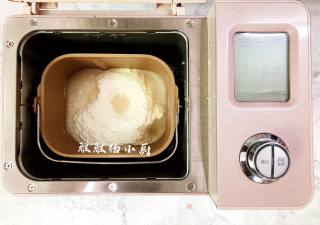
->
(234, 32, 289, 102)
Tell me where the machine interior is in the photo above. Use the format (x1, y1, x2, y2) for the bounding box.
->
(17, 31, 189, 181)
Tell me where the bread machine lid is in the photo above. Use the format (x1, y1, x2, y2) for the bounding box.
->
(9, 0, 207, 3)
(9, 0, 207, 15)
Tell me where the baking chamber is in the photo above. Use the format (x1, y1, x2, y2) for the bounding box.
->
(37, 53, 179, 159)
(17, 31, 189, 180)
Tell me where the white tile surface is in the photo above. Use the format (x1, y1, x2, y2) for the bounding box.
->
(1, 1, 320, 225)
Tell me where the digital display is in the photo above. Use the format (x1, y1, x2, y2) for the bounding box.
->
(234, 33, 289, 102)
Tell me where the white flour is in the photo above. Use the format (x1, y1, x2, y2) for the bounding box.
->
(66, 68, 166, 145)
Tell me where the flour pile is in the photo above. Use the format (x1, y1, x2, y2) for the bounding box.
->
(66, 68, 167, 145)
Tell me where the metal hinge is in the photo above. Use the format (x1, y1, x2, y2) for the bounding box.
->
(8, 0, 58, 15)
(9, 0, 186, 16)
(172, 2, 186, 16)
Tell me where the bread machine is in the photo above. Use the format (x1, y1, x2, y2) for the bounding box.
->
(2, 0, 313, 209)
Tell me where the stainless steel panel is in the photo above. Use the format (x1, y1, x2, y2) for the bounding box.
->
(2, 16, 208, 194)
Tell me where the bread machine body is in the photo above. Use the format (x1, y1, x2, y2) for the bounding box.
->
(2, 0, 313, 209)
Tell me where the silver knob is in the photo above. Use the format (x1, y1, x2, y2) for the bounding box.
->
(240, 133, 290, 184)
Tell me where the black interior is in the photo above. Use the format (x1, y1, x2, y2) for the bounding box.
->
(16, 31, 189, 181)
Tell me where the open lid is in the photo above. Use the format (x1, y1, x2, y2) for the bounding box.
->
(9, 0, 207, 3)
(9, 0, 207, 15)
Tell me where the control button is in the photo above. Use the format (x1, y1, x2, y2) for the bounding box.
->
(273, 146, 289, 178)
(239, 133, 290, 184)
(255, 146, 272, 178)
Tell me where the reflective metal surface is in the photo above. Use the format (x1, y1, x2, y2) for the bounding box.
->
(2, 16, 208, 194)
(239, 133, 290, 184)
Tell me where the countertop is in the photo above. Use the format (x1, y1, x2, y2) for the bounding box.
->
(1, 1, 320, 225)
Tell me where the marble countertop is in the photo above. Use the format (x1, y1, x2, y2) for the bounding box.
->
(1, 1, 320, 225)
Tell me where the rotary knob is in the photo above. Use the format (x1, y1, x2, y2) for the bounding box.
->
(240, 133, 290, 184)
